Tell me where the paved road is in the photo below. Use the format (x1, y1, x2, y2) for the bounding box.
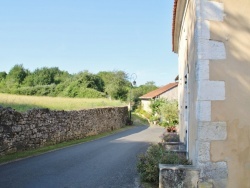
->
(0, 125, 165, 188)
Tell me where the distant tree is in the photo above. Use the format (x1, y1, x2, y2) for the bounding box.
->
(143, 81, 158, 93)
(0, 71, 7, 92)
(30, 67, 70, 86)
(32, 67, 55, 85)
(53, 69, 71, 85)
(6, 64, 28, 88)
(0, 72, 7, 82)
(23, 73, 34, 86)
(131, 81, 158, 102)
(73, 71, 104, 92)
(98, 71, 129, 100)
(59, 71, 105, 97)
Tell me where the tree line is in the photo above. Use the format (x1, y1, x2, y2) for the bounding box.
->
(0, 64, 158, 101)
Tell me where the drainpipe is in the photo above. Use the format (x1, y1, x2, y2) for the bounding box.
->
(185, 73, 189, 160)
(185, 34, 189, 160)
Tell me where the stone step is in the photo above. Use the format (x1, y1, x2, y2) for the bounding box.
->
(162, 142, 186, 151)
(168, 150, 187, 157)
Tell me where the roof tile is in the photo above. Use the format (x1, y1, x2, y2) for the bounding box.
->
(139, 82, 178, 99)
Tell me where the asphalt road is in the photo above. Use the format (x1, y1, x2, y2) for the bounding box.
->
(0, 125, 165, 188)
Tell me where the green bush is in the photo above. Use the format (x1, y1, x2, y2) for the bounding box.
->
(162, 133, 180, 142)
(135, 104, 151, 119)
(76, 88, 105, 98)
(137, 144, 190, 184)
(149, 99, 178, 127)
(11, 85, 57, 96)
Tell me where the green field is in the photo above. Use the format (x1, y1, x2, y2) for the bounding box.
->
(0, 93, 127, 112)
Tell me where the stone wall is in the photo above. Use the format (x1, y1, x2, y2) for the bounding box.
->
(0, 106, 128, 156)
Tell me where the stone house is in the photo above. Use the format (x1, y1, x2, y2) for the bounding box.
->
(172, 0, 250, 187)
(139, 82, 178, 112)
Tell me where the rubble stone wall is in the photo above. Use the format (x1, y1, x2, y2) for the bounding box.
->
(0, 106, 128, 155)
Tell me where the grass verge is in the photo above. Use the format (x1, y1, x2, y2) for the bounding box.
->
(0, 126, 134, 165)
(131, 113, 149, 126)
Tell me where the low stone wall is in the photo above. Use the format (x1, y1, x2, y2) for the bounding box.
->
(0, 106, 128, 156)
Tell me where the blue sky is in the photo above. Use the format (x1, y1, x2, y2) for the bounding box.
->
(0, 0, 177, 86)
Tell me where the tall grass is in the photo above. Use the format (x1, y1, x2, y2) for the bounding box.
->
(0, 93, 127, 112)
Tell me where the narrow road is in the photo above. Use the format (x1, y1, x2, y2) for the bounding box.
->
(0, 125, 165, 188)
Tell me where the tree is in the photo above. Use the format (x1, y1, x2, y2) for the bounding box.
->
(6, 64, 28, 87)
(59, 71, 105, 98)
(98, 71, 130, 100)
(28, 67, 70, 86)
(150, 99, 179, 127)
(131, 81, 158, 103)
(0, 72, 7, 82)
(32, 67, 55, 85)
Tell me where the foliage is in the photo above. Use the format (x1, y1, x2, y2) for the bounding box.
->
(150, 98, 165, 115)
(131, 113, 149, 126)
(98, 71, 130, 100)
(159, 100, 179, 127)
(24, 67, 70, 86)
(0, 72, 7, 82)
(149, 115, 160, 122)
(137, 144, 190, 184)
(5, 64, 29, 88)
(149, 99, 178, 127)
(12, 84, 57, 96)
(134, 104, 151, 119)
(131, 81, 158, 102)
(162, 133, 180, 142)
(58, 71, 105, 98)
(0, 64, 156, 101)
(76, 88, 105, 98)
(130, 81, 158, 110)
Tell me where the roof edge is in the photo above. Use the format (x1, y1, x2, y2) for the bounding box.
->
(172, 0, 187, 53)
(139, 83, 178, 99)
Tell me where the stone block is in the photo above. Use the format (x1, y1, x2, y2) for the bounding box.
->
(198, 161, 228, 180)
(201, 1, 224, 21)
(196, 60, 209, 81)
(198, 81, 225, 101)
(159, 164, 199, 188)
(198, 141, 210, 163)
(196, 101, 211, 121)
(12, 125, 22, 133)
(198, 39, 226, 60)
(196, 20, 210, 40)
(198, 122, 227, 141)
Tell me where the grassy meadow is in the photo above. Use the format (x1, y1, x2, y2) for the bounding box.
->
(0, 93, 127, 112)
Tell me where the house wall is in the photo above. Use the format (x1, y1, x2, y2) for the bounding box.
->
(208, 1, 250, 187)
(159, 86, 178, 101)
(141, 87, 178, 113)
(177, 0, 198, 165)
(141, 100, 151, 113)
(194, 0, 228, 186)
(177, 0, 250, 187)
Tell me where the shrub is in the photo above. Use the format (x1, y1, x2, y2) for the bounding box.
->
(149, 99, 179, 127)
(76, 88, 105, 98)
(137, 144, 190, 184)
(11, 85, 57, 96)
(135, 104, 151, 119)
(162, 133, 180, 142)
